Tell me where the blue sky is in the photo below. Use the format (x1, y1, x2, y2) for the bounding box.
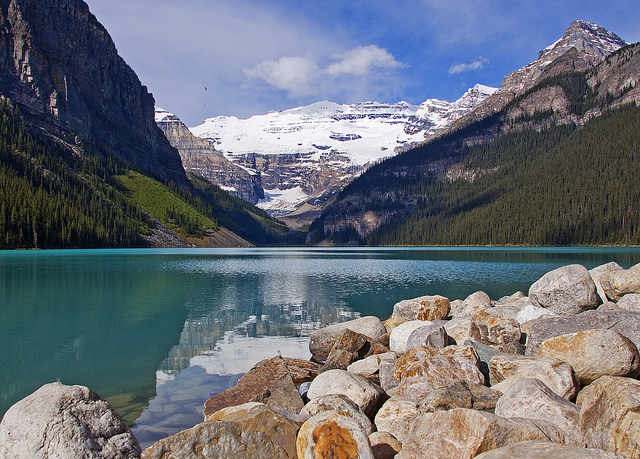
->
(86, 0, 639, 125)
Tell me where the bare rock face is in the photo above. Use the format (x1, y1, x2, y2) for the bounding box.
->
(525, 310, 640, 355)
(397, 408, 567, 459)
(596, 263, 640, 301)
(577, 375, 640, 458)
(494, 379, 580, 442)
(391, 295, 450, 321)
(309, 316, 387, 363)
(389, 320, 448, 354)
(203, 356, 319, 418)
(390, 346, 485, 400)
(143, 403, 298, 459)
(300, 394, 373, 436)
(536, 329, 640, 385)
(489, 354, 577, 399)
(0, 382, 140, 459)
(474, 440, 622, 459)
(368, 431, 402, 459)
(0, 0, 186, 184)
(418, 382, 501, 413)
(306, 369, 384, 416)
(451, 291, 492, 318)
(156, 110, 263, 203)
(296, 410, 374, 459)
(529, 265, 599, 315)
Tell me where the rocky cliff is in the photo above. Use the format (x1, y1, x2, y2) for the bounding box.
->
(0, 0, 186, 184)
(309, 22, 639, 245)
(155, 109, 263, 203)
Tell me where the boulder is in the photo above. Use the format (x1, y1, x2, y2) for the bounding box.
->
(321, 329, 374, 371)
(307, 369, 383, 416)
(494, 379, 580, 442)
(495, 291, 526, 305)
(590, 262, 623, 302)
(347, 353, 390, 378)
(310, 316, 387, 363)
(577, 375, 640, 457)
(444, 317, 473, 344)
(474, 441, 622, 458)
(470, 308, 523, 353)
(513, 302, 558, 324)
(451, 291, 492, 318)
(203, 356, 318, 417)
(525, 310, 640, 355)
(389, 320, 448, 354)
(383, 315, 406, 333)
(397, 408, 567, 459)
(529, 264, 599, 315)
(300, 394, 373, 435)
(489, 354, 577, 399)
(0, 382, 140, 459)
(602, 263, 640, 301)
(391, 295, 450, 321)
(390, 346, 485, 400)
(296, 410, 374, 459)
(449, 299, 467, 317)
(374, 398, 420, 443)
(618, 294, 640, 313)
(537, 329, 640, 385)
(369, 431, 402, 459)
(202, 402, 299, 457)
(465, 339, 501, 383)
(418, 381, 501, 413)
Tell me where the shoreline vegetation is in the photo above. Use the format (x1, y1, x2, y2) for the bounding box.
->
(2, 261, 640, 457)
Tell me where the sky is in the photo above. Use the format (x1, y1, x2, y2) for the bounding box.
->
(86, 0, 640, 125)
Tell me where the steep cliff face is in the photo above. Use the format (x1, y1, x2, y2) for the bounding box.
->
(155, 109, 264, 203)
(0, 0, 186, 184)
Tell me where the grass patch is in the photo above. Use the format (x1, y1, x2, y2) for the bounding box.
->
(116, 171, 218, 236)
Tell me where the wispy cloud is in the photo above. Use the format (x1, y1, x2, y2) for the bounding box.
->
(448, 57, 489, 74)
(326, 45, 403, 76)
(245, 45, 404, 98)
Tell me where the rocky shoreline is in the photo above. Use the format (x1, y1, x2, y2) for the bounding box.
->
(2, 261, 640, 458)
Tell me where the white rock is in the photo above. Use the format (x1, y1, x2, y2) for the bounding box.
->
(307, 369, 383, 416)
(529, 264, 599, 315)
(374, 398, 419, 444)
(389, 320, 447, 354)
(617, 294, 640, 313)
(300, 394, 373, 435)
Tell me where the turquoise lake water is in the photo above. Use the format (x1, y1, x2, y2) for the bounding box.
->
(2, 246, 640, 445)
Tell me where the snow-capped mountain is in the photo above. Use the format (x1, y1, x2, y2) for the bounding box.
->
(187, 84, 497, 218)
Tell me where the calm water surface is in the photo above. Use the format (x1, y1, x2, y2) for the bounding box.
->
(2, 246, 640, 445)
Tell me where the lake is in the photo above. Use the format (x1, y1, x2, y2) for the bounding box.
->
(2, 246, 640, 446)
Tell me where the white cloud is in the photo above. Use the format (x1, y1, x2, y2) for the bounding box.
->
(326, 45, 403, 76)
(448, 57, 489, 74)
(244, 57, 319, 95)
(244, 45, 404, 98)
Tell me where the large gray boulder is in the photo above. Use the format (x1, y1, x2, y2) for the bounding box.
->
(397, 408, 568, 459)
(389, 320, 448, 353)
(529, 264, 599, 315)
(590, 262, 623, 303)
(494, 379, 580, 442)
(306, 369, 383, 416)
(474, 441, 621, 458)
(599, 263, 640, 301)
(524, 310, 640, 355)
(309, 316, 387, 363)
(0, 382, 140, 459)
(489, 354, 577, 399)
(536, 329, 640, 385)
(577, 376, 640, 458)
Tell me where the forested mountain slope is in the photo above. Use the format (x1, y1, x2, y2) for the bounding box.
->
(308, 43, 640, 246)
